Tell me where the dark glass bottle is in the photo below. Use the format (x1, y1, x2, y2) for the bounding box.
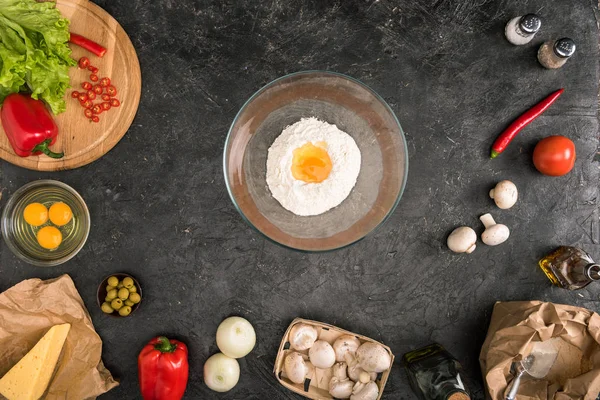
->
(403, 343, 470, 400)
(539, 246, 600, 290)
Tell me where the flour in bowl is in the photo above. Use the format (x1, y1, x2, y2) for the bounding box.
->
(266, 117, 361, 216)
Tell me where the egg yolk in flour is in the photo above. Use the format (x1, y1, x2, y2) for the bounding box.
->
(291, 142, 332, 183)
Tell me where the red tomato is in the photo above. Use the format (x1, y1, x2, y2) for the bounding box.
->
(92, 104, 103, 114)
(110, 98, 120, 107)
(106, 85, 117, 97)
(90, 74, 99, 82)
(81, 82, 92, 90)
(92, 116, 100, 123)
(71, 91, 80, 98)
(84, 109, 93, 118)
(101, 102, 111, 111)
(78, 57, 90, 69)
(533, 136, 576, 176)
(93, 85, 103, 94)
(99, 77, 110, 87)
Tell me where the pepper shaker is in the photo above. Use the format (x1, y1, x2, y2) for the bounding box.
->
(537, 38, 576, 69)
(505, 14, 541, 45)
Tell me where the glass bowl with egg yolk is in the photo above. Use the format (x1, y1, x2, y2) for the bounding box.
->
(1, 180, 90, 266)
(224, 71, 408, 251)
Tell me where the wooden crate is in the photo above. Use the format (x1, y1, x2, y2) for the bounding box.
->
(273, 318, 395, 399)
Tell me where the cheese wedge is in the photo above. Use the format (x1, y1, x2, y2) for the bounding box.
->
(0, 323, 71, 400)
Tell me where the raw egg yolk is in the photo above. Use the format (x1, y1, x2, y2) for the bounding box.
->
(23, 203, 48, 226)
(49, 202, 73, 226)
(291, 142, 332, 183)
(37, 226, 62, 250)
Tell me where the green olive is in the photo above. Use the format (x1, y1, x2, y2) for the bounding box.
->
(129, 292, 141, 304)
(101, 302, 114, 314)
(122, 277, 134, 288)
(107, 276, 119, 287)
(110, 298, 123, 310)
(106, 289, 118, 301)
(117, 282, 124, 289)
(118, 306, 132, 317)
(106, 285, 116, 292)
(117, 288, 130, 300)
(124, 299, 134, 307)
(128, 285, 137, 293)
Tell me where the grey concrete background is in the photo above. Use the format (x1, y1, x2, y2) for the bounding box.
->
(1, 0, 599, 398)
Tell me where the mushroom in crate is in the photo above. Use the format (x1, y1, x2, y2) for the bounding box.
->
(274, 318, 394, 400)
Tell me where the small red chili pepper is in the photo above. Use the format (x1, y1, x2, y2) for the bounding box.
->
(110, 98, 120, 107)
(90, 74, 99, 82)
(490, 89, 564, 159)
(106, 85, 117, 97)
(82, 100, 93, 109)
(84, 109, 93, 118)
(71, 91, 80, 98)
(78, 93, 88, 102)
(92, 104, 103, 114)
(101, 102, 111, 111)
(78, 57, 90, 69)
(138, 336, 189, 400)
(0, 94, 63, 158)
(101, 94, 111, 101)
(81, 82, 92, 90)
(93, 85, 103, 94)
(92, 116, 100, 123)
(100, 77, 111, 87)
(86, 91, 96, 100)
(69, 33, 107, 57)
(88, 66, 99, 74)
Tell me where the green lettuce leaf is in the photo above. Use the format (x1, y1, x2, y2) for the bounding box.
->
(0, 0, 76, 114)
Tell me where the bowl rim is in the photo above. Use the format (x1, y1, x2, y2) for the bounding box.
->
(1, 179, 91, 266)
(223, 70, 409, 252)
(96, 273, 142, 318)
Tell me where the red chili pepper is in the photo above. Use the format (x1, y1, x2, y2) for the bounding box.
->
(490, 89, 564, 158)
(69, 33, 107, 57)
(0, 94, 63, 158)
(138, 336, 189, 400)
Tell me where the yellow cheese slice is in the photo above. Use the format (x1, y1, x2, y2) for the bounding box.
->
(0, 323, 71, 400)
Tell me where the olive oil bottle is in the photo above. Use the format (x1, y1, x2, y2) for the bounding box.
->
(539, 246, 600, 290)
(403, 343, 470, 400)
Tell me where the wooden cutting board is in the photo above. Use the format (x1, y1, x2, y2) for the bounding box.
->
(0, 0, 142, 171)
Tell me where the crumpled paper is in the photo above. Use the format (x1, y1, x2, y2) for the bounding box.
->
(0, 274, 118, 399)
(480, 301, 600, 400)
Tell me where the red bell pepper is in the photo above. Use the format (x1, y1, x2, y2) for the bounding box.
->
(138, 336, 189, 400)
(1, 93, 63, 158)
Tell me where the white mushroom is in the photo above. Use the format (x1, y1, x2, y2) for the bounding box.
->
(350, 381, 379, 400)
(480, 213, 510, 246)
(308, 340, 336, 369)
(283, 352, 312, 384)
(447, 227, 477, 254)
(345, 352, 377, 382)
(489, 180, 518, 209)
(288, 324, 318, 351)
(355, 342, 391, 373)
(329, 362, 354, 399)
(333, 335, 361, 362)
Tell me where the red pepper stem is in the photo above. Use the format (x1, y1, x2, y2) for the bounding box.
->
(154, 336, 177, 353)
(32, 139, 64, 159)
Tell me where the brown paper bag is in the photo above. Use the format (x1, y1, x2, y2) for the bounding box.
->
(0, 274, 118, 399)
(480, 301, 600, 400)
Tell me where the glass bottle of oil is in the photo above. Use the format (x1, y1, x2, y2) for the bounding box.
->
(539, 246, 600, 290)
(403, 343, 470, 400)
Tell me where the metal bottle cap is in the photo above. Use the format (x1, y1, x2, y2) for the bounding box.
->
(554, 38, 576, 58)
(586, 264, 600, 280)
(519, 14, 541, 34)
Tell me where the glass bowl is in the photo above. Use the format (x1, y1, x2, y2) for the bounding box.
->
(1, 180, 90, 266)
(224, 71, 408, 251)
(97, 273, 142, 318)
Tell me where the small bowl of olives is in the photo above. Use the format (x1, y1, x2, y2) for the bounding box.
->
(97, 273, 142, 317)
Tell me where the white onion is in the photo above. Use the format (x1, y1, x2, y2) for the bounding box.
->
(216, 316, 256, 358)
(203, 353, 240, 392)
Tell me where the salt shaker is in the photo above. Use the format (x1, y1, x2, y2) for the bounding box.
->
(505, 14, 541, 45)
(537, 38, 576, 69)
